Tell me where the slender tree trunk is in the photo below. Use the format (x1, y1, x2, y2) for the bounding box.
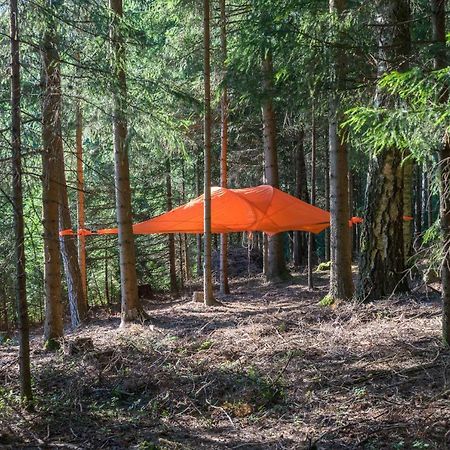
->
(430, 0, 450, 345)
(219, 0, 230, 295)
(308, 105, 316, 289)
(261, 52, 288, 282)
(324, 137, 331, 262)
(10, 0, 32, 404)
(328, 0, 354, 301)
(203, 0, 216, 305)
(294, 127, 308, 267)
(427, 163, 433, 227)
(166, 158, 178, 295)
(196, 156, 202, 277)
(414, 164, 422, 238)
(57, 124, 87, 328)
(109, 0, 145, 324)
(41, 25, 64, 350)
(403, 157, 414, 263)
(76, 98, 87, 303)
(357, 0, 411, 301)
(423, 167, 430, 229)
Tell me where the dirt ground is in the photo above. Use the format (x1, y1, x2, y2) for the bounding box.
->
(1, 271, 449, 449)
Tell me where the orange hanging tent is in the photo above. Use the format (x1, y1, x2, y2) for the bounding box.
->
(96, 185, 331, 236)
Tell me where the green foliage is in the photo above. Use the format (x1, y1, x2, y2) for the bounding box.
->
(318, 294, 334, 307)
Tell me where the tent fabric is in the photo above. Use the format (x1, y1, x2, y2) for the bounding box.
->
(97, 185, 331, 236)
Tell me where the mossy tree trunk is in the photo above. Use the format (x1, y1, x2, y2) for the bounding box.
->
(357, 0, 411, 301)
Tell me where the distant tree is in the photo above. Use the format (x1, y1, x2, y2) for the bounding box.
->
(165, 158, 178, 295)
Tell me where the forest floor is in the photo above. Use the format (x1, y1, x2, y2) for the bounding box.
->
(1, 270, 449, 450)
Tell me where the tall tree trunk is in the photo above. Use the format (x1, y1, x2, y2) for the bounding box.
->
(328, 0, 354, 301)
(261, 52, 288, 281)
(219, 0, 230, 295)
(166, 158, 178, 295)
(430, 0, 450, 345)
(293, 127, 308, 267)
(109, 0, 145, 324)
(308, 105, 316, 289)
(76, 98, 87, 304)
(41, 25, 64, 350)
(357, 0, 411, 301)
(58, 125, 87, 328)
(10, 0, 32, 404)
(203, 0, 217, 305)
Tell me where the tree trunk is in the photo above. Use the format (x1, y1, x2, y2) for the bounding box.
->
(109, 0, 145, 324)
(203, 0, 217, 305)
(219, 0, 230, 295)
(308, 105, 316, 289)
(10, 0, 32, 404)
(328, 0, 354, 301)
(58, 122, 87, 328)
(166, 158, 178, 295)
(196, 156, 202, 277)
(357, 0, 411, 301)
(403, 157, 414, 263)
(430, 0, 450, 345)
(261, 52, 288, 282)
(324, 136, 331, 262)
(76, 97, 88, 304)
(41, 25, 64, 350)
(414, 164, 422, 238)
(293, 127, 308, 267)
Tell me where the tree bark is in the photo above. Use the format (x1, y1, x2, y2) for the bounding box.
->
(109, 0, 145, 324)
(328, 0, 354, 301)
(41, 25, 64, 350)
(76, 98, 88, 304)
(430, 0, 450, 345)
(403, 157, 414, 262)
(57, 119, 87, 328)
(261, 52, 288, 282)
(414, 164, 422, 237)
(219, 0, 230, 295)
(10, 0, 32, 405)
(196, 155, 202, 277)
(308, 105, 316, 289)
(357, 0, 411, 301)
(293, 127, 308, 267)
(203, 0, 217, 305)
(166, 158, 178, 295)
